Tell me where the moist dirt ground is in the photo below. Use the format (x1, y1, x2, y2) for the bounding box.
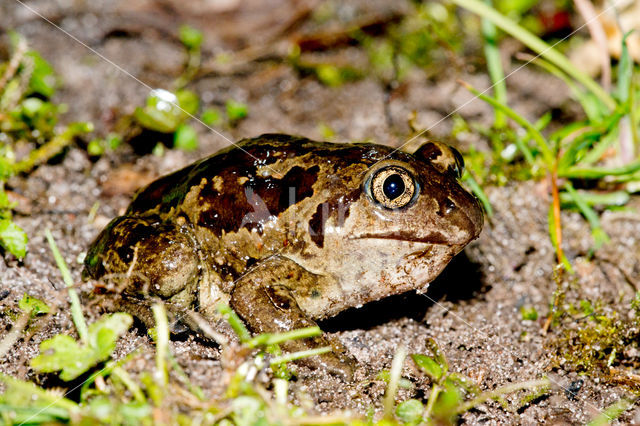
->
(2, 0, 640, 424)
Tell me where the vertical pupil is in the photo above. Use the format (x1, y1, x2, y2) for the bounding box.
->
(383, 174, 405, 200)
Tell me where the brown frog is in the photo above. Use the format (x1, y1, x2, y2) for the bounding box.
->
(84, 134, 483, 377)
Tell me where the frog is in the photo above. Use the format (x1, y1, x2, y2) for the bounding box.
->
(84, 133, 483, 378)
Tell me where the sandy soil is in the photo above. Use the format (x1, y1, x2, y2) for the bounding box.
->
(2, 0, 640, 423)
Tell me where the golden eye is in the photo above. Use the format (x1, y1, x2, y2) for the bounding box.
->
(370, 166, 416, 209)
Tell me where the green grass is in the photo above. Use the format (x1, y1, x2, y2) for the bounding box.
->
(452, 0, 639, 269)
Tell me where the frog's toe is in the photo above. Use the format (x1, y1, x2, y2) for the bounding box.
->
(319, 352, 356, 381)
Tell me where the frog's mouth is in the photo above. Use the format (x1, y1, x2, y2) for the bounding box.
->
(350, 230, 457, 245)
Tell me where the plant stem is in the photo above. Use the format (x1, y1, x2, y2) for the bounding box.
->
(152, 303, 169, 388)
(550, 169, 564, 266)
(45, 228, 88, 344)
(112, 366, 146, 403)
(13, 122, 92, 174)
(423, 383, 441, 420)
(269, 347, 331, 365)
(217, 303, 251, 342)
(383, 346, 407, 419)
(247, 326, 322, 348)
(455, 378, 550, 414)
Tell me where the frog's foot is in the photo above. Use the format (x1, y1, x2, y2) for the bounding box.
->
(99, 293, 190, 335)
(84, 216, 200, 302)
(230, 257, 356, 380)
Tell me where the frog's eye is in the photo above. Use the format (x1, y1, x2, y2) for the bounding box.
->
(413, 141, 465, 179)
(370, 166, 417, 209)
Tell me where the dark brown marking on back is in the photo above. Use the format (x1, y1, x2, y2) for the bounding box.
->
(308, 188, 361, 248)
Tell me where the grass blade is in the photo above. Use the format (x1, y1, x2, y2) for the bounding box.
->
(45, 228, 88, 343)
(383, 346, 407, 419)
(481, 0, 507, 129)
(587, 397, 636, 426)
(247, 326, 322, 348)
(563, 183, 609, 251)
(269, 347, 331, 365)
(463, 173, 493, 217)
(451, 0, 616, 111)
(461, 81, 555, 166)
(561, 159, 640, 179)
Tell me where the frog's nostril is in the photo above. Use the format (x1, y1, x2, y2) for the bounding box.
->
(442, 198, 456, 215)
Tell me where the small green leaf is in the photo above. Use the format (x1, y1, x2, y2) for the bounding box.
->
(25, 50, 57, 98)
(106, 133, 122, 150)
(21, 97, 46, 117)
(520, 305, 538, 321)
(88, 313, 133, 358)
(0, 371, 78, 412)
(201, 108, 221, 126)
(0, 219, 28, 259)
(31, 313, 132, 381)
(616, 31, 633, 104)
(19, 293, 50, 315)
(30, 334, 93, 380)
(316, 64, 342, 87)
(0, 189, 16, 212)
(426, 338, 448, 374)
(152, 142, 165, 157)
(375, 370, 413, 389)
(395, 399, 424, 423)
(179, 25, 203, 50)
(226, 99, 248, 122)
(176, 89, 199, 116)
(434, 379, 463, 414)
(133, 106, 180, 133)
(87, 139, 105, 156)
(174, 123, 198, 151)
(135, 89, 194, 133)
(411, 354, 442, 381)
(579, 300, 594, 316)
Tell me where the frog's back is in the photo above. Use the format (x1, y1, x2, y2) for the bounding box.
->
(126, 134, 401, 235)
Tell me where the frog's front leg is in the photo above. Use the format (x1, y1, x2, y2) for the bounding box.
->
(230, 256, 354, 379)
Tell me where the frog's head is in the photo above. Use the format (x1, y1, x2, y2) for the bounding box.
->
(329, 140, 484, 296)
(356, 140, 482, 244)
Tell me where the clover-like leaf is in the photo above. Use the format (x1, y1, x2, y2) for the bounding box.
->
(31, 313, 132, 381)
(0, 219, 28, 260)
(19, 293, 50, 315)
(30, 334, 93, 380)
(395, 399, 424, 423)
(411, 354, 442, 381)
(88, 313, 133, 359)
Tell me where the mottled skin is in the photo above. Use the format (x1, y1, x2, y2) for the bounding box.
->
(85, 134, 483, 377)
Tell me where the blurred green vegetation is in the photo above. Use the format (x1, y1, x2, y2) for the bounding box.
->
(0, 32, 92, 259)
